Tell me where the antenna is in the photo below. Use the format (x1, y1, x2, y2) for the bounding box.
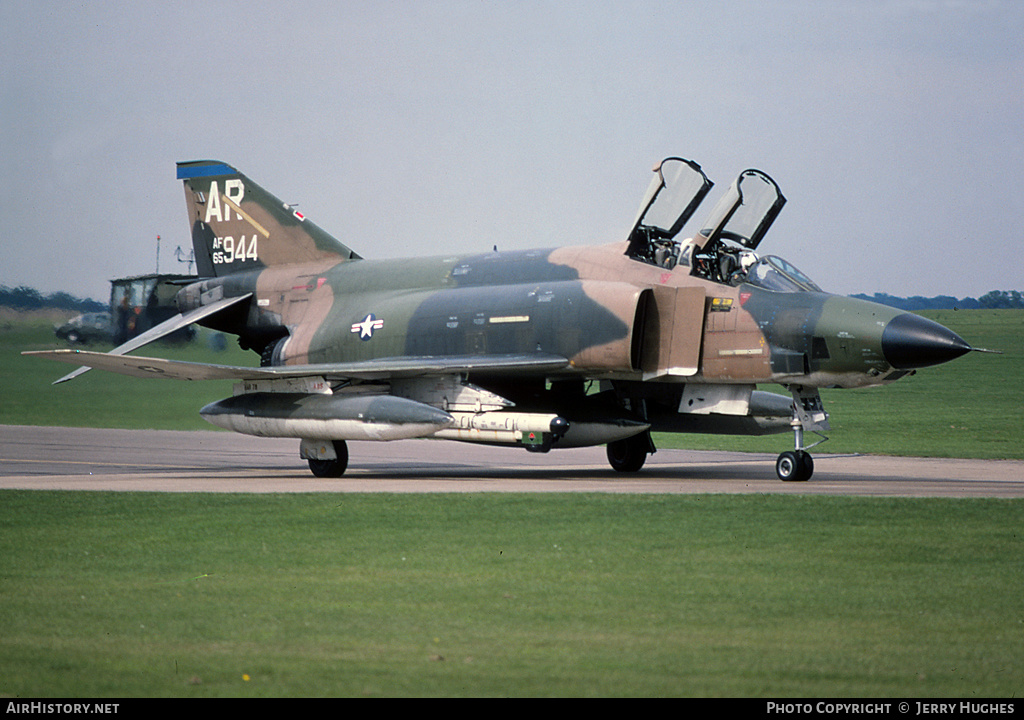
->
(174, 246, 195, 274)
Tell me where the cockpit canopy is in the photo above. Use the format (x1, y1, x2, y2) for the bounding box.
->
(625, 158, 816, 291)
(693, 169, 785, 252)
(629, 158, 713, 240)
(625, 158, 713, 266)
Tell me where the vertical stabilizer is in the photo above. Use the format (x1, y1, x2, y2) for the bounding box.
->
(176, 160, 360, 277)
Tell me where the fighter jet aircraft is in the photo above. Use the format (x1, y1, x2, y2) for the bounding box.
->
(27, 157, 982, 481)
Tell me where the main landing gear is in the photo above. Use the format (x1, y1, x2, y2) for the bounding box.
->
(302, 439, 349, 478)
(606, 431, 656, 473)
(776, 387, 829, 482)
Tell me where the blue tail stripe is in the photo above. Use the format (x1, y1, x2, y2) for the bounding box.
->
(176, 163, 236, 180)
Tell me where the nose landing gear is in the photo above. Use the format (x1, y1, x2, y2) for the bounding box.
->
(777, 387, 829, 482)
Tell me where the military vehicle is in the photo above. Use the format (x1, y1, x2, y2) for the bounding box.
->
(53, 276, 197, 346)
(27, 157, 981, 481)
(110, 274, 197, 344)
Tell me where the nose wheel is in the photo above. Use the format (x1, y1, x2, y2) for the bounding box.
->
(776, 449, 814, 482)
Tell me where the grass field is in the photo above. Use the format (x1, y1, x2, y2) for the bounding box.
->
(1, 310, 259, 430)
(2, 308, 1022, 697)
(1, 491, 1022, 697)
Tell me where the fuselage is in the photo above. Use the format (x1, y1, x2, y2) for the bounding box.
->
(183, 239, 968, 392)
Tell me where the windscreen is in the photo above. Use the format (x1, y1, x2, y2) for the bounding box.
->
(744, 256, 822, 292)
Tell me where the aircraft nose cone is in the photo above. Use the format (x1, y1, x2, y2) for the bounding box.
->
(881, 313, 971, 369)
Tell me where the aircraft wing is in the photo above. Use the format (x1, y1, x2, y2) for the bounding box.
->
(24, 349, 571, 383)
(50, 293, 253, 384)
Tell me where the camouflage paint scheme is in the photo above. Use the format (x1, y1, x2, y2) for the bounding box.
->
(29, 158, 975, 480)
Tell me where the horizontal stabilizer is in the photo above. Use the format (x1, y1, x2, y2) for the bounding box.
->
(24, 349, 570, 383)
(47, 293, 253, 384)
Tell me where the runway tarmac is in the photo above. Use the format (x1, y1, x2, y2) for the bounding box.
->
(3, 425, 1022, 497)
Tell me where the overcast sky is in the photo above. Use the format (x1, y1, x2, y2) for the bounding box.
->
(2, 0, 1022, 302)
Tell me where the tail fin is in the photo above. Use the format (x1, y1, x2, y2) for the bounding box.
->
(176, 160, 360, 277)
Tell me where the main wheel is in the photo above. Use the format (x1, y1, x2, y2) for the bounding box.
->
(606, 434, 649, 473)
(776, 450, 813, 482)
(308, 440, 349, 478)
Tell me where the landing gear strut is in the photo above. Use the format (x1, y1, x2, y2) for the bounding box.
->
(776, 388, 829, 482)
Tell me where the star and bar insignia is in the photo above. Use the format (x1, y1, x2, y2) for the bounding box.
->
(351, 313, 384, 340)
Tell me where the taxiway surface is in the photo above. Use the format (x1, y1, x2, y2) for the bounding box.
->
(2, 425, 1022, 497)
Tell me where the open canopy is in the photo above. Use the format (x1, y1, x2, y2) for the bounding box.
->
(625, 157, 713, 266)
(629, 157, 714, 240)
(694, 169, 785, 251)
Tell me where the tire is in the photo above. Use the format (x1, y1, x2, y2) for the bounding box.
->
(799, 451, 814, 480)
(308, 440, 349, 478)
(776, 450, 813, 482)
(606, 434, 649, 473)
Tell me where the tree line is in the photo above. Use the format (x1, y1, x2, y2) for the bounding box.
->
(0, 285, 106, 313)
(850, 290, 1024, 311)
(976, 290, 1024, 309)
